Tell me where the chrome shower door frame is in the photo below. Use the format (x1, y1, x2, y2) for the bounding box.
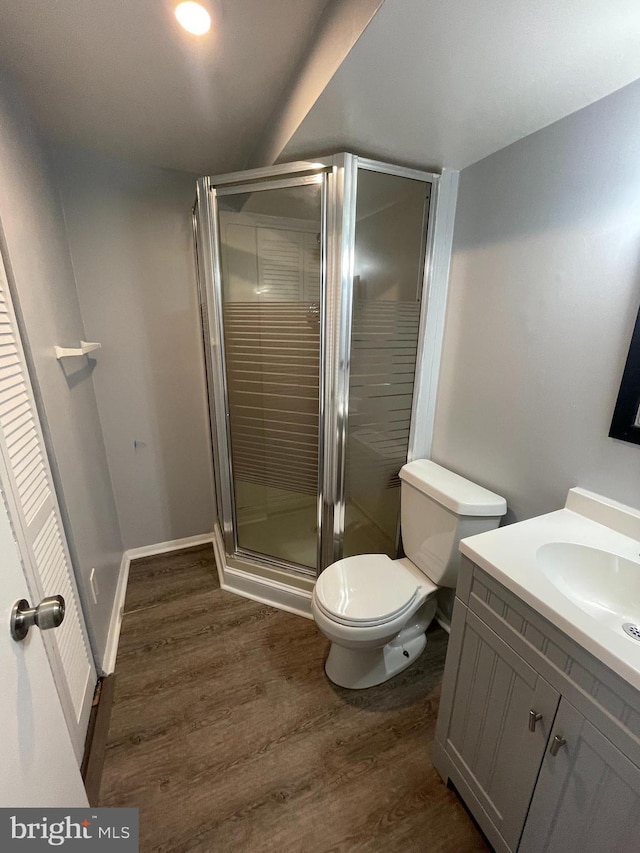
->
(352, 158, 441, 469)
(320, 153, 358, 570)
(195, 178, 229, 544)
(196, 154, 445, 580)
(196, 161, 337, 579)
(329, 156, 441, 567)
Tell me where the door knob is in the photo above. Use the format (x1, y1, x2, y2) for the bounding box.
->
(10, 595, 65, 642)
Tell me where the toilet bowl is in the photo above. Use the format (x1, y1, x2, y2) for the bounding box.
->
(311, 555, 439, 688)
(312, 460, 507, 689)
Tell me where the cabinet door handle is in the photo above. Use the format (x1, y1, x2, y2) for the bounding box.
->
(529, 709, 543, 732)
(550, 735, 567, 756)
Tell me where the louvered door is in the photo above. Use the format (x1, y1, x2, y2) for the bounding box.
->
(0, 253, 95, 762)
(256, 228, 305, 300)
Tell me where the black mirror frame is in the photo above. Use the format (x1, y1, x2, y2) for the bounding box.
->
(610, 306, 640, 445)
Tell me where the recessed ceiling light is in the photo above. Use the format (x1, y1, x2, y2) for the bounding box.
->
(175, 2, 211, 35)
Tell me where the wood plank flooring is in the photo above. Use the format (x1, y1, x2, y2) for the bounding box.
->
(100, 544, 488, 853)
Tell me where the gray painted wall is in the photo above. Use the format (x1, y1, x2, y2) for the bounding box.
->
(50, 144, 215, 550)
(432, 78, 640, 522)
(0, 70, 124, 667)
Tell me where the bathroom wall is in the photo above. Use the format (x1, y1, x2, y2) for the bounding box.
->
(0, 69, 124, 667)
(50, 144, 215, 550)
(432, 77, 640, 522)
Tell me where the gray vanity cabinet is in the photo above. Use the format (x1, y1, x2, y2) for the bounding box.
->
(435, 603, 559, 852)
(433, 557, 640, 853)
(520, 697, 640, 852)
(440, 608, 559, 851)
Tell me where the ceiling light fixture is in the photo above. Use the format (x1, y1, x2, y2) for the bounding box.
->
(175, 1, 211, 35)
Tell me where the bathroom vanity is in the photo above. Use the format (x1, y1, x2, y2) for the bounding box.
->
(432, 488, 640, 853)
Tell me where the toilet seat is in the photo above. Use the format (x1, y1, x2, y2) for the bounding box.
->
(314, 554, 432, 628)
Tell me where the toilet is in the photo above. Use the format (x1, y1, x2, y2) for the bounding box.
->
(312, 460, 507, 689)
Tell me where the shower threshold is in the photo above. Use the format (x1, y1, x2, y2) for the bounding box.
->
(212, 525, 315, 620)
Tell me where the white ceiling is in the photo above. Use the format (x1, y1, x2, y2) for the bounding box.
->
(0, 0, 335, 174)
(1, 0, 640, 177)
(282, 0, 640, 171)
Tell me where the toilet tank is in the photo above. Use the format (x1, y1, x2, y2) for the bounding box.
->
(399, 460, 507, 588)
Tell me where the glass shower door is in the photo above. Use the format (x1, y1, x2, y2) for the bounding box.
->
(342, 167, 432, 558)
(197, 154, 440, 580)
(215, 176, 324, 571)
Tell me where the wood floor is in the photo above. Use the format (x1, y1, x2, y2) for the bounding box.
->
(100, 544, 488, 853)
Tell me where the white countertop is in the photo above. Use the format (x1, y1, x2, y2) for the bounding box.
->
(459, 491, 640, 691)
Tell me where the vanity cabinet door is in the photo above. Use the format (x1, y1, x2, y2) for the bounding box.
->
(519, 698, 640, 852)
(442, 609, 559, 851)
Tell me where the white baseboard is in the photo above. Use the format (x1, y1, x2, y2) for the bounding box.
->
(101, 551, 130, 675)
(123, 531, 215, 561)
(100, 531, 216, 674)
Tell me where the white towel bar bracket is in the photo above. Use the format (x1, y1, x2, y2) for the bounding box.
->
(54, 341, 102, 359)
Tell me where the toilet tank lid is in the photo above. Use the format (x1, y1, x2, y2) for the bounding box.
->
(399, 460, 507, 516)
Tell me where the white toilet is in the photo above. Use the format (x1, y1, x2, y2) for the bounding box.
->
(312, 460, 507, 689)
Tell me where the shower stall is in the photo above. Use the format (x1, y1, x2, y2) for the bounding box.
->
(194, 153, 450, 586)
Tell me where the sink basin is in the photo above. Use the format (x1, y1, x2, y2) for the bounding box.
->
(460, 489, 640, 688)
(537, 542, 640, 635)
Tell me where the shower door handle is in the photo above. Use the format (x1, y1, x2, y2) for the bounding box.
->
(307, 303, 320, 329)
